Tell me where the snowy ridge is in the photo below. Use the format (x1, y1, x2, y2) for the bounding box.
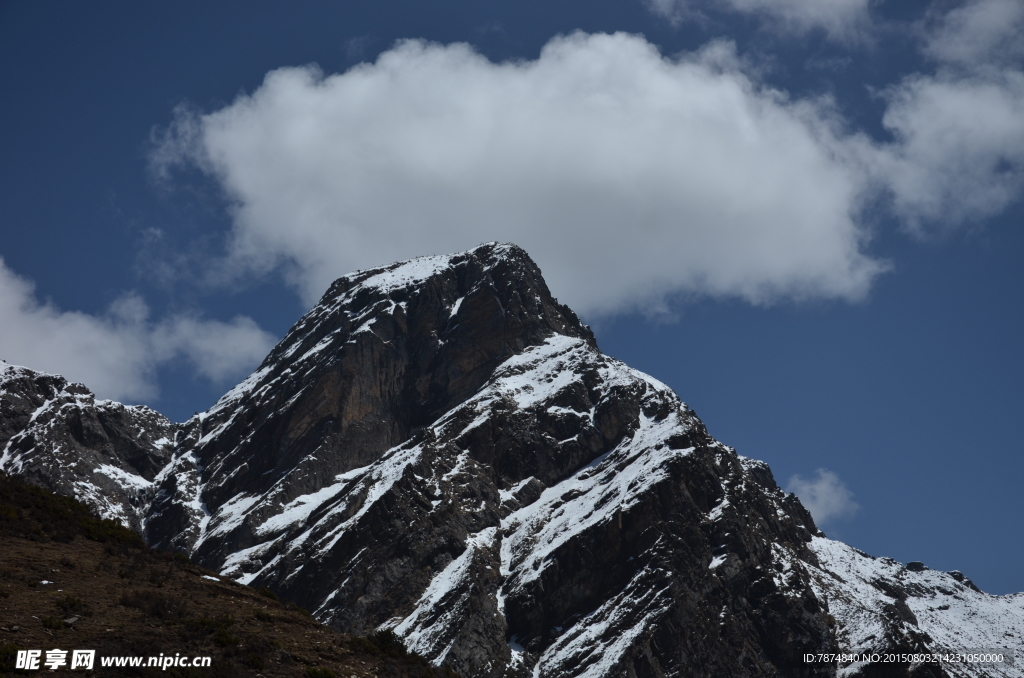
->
(1, 360, 59, 389)
(492, 342, 692, 586)
(391, 527, 500, 661)
(1, 361, 173, 532)
(368, 335, 709, 674)
(215, 441, 425, 584)
(806, 537, 1024, 677)
(535, 564, 673, 678)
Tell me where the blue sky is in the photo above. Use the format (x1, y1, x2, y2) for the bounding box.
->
(1, 1, 1022, 593)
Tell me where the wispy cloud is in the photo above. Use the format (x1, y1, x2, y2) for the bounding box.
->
(645, 0, 872, 42)
(787, 468, 859, 526)
(873, 0, 1024, 233)
(0, 258, 275, 402)
(921, 0, 1024, 71)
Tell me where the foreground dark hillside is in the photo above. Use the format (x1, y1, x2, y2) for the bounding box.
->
(0, 472, 457, 677)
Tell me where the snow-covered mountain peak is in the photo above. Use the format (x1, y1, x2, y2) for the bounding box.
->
(145, 241, 596, 557)
(3, 244, 1021, 677)
(330, 242, 523, 300)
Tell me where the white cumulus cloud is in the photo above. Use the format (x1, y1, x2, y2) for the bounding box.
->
(153, 32, 887, 315)
(787, 468, 859, 526)
(0, 257, 276, 402)
(877, 71, 1024, 229)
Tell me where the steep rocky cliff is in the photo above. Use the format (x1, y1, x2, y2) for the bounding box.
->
(2, 243, 1021, 677)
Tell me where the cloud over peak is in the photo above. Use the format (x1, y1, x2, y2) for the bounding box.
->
(151, 24, 1024, 315)
(153, 32, 888, 315)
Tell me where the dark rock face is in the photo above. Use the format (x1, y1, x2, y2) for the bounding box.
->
(146, 243, 595, 557)
(2, 243, 1021, 678)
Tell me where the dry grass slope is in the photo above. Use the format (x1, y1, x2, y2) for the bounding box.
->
(0, 473, 460, 678)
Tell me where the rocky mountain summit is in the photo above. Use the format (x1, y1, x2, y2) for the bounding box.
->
(2, 243, 1022, 677)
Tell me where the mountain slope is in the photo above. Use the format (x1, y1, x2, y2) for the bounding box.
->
(2, 243, 1020, 677)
